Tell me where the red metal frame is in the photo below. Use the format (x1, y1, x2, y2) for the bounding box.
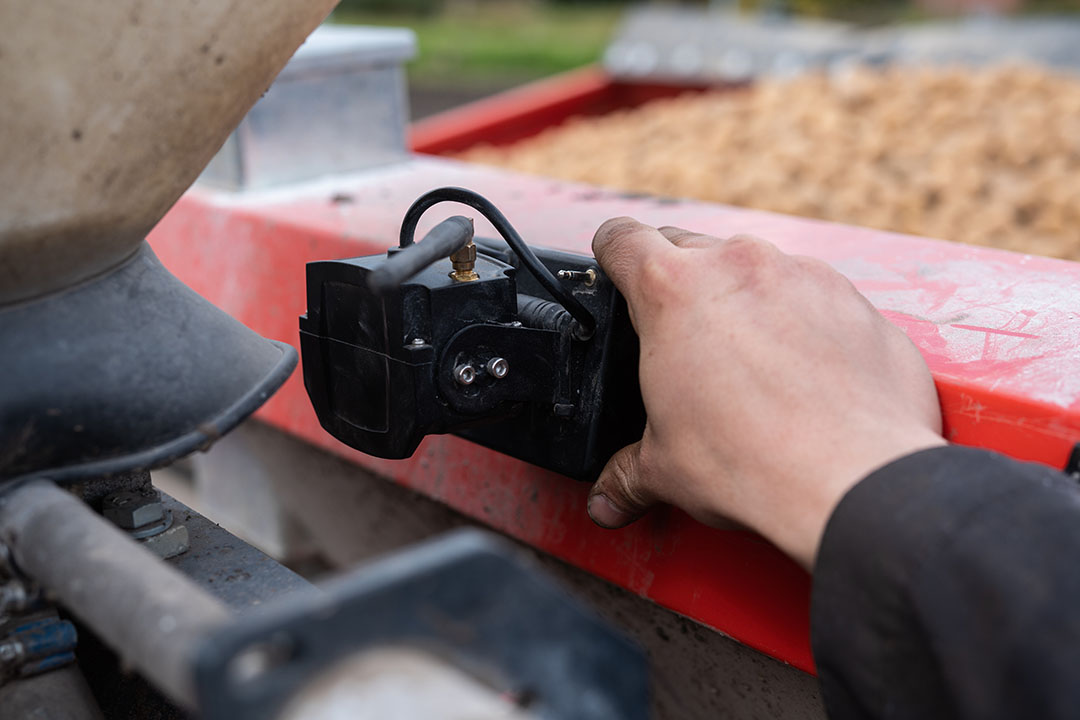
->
(410, 66, 712, 155)
(148, 71, 1080, 675)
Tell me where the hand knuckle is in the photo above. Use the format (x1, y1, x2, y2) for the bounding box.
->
(795, 256, 835, 280)
(594, 216, 643, 249)
(795, 256, 857, 292)
(723, 234, 773, 261)
(719, 235, 779, 284)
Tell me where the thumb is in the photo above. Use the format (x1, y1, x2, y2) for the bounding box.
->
(587, 441, 655, 529)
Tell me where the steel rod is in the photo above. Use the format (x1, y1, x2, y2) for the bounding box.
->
(0, 481, 230, 709)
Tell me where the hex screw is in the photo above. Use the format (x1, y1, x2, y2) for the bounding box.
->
(486, 357, 509, 379)
(454, 364, 476, 386)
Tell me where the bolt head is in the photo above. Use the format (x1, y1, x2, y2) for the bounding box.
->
(453, 364, 476, 386)
(0, 642, 22, 663)
(486, 357, 509, 379)
(103, 491, 164, 530)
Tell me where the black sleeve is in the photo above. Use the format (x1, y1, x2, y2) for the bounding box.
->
(811, 445, 1080, 720)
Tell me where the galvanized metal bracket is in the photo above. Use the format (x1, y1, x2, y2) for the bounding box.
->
(194, 529, 649, 720)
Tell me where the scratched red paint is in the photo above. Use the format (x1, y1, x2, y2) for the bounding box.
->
(149, 163, 1080, 673)
(950, 324, 1040, 339)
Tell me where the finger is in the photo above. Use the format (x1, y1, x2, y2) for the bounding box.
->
(657, 225, 718, 249)
(587, 440, 656, 529)
(592, 217, 677, 305)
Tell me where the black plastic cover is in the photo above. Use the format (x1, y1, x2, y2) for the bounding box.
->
(300, 239, 645, 480)
(0, 242, 296, 483)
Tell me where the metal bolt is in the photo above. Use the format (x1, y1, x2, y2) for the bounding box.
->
(0, 640, 23, 666)
(103, 490, 164, 530)
(486, 357, 509, 379)
(557, 268, 597, 287)
(0, 582, 31, 615)
(453, 364, 476, 386)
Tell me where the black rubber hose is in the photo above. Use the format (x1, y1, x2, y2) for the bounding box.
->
(399, 187, 596, 338)
(368, 216, 474, 294)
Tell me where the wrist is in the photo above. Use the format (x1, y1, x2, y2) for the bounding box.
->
(753, 429, 948, 571)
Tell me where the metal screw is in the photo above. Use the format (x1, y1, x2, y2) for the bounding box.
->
(410, 338, 425, 346)
(453, 364, 476, 386)
(103, 490, 164, 530)
(557, 268, 597, 287)
(486, 357, 509, 379)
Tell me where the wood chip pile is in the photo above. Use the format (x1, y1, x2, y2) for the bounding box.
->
(458, 65, 1080, 260)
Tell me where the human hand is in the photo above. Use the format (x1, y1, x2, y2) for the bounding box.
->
(586, 219, 945, 569)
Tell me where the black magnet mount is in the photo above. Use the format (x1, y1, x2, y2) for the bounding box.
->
(299, 187, 646, 481)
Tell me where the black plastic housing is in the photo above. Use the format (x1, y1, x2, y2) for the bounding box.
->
(300, 238, 644, 480)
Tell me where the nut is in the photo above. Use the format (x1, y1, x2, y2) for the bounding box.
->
(454, 364, 476, 386)
(102, 490, 164, 530)
(486, 357, 509, 379)
(140, 525, 190, 560)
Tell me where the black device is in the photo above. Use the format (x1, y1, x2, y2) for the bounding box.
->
(299, 187, 645, 480)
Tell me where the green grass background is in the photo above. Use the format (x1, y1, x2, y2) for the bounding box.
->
(332, 3, 622, 89)
(331, 0, 1080, 90)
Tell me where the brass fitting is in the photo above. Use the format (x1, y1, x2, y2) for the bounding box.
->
(449, 240, 479, 282)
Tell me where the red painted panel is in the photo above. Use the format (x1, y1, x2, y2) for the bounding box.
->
(150, 159, 1080, 675)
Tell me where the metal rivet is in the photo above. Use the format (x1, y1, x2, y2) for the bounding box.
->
(410, 338, 425, 346)
(486, 357, 509, 379)
(454, 364, 476, 386)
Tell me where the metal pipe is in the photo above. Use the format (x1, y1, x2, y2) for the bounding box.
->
(0, 481, 230, 709)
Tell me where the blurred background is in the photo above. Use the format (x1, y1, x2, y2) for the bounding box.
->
(331, 0, 1080, 114)
(324, 0, 1080, 261)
